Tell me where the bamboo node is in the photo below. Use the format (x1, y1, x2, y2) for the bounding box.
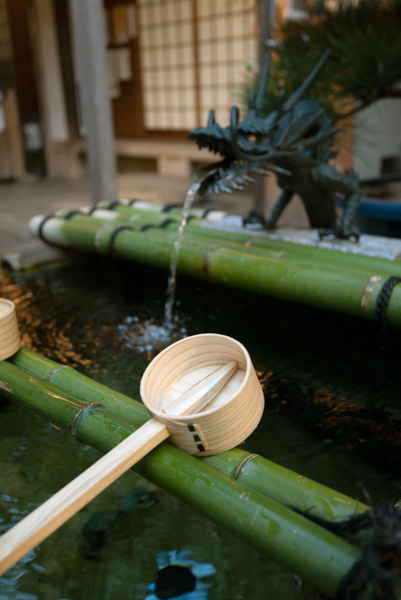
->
(71, 402, 105, 439)
(233, 453, 260, 480)
(46, 364, 70, 381)
(0, 381, 13, 395)
(361, 275, 383, 314)
(94, 222, 112, 250)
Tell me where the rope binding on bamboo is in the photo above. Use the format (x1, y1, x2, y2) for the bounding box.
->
(63, 210, 82, 220)
(161, 203, 181, 212)
(37, 214, 59, 243)
(140, 219, 177, 232)
(375, 277, 401, 330)
(107, 225, 136, 255)
(295, 501, 401, 599)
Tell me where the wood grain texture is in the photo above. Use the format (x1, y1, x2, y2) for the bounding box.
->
(0, 334, 255, 574)
(0, 299, 20, 360)
(159, 361, 237, 414)
(0, 419, 169, 576)
(141, 333, 265, 456)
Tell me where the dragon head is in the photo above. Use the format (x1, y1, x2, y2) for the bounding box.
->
(189, 51, 335, 196)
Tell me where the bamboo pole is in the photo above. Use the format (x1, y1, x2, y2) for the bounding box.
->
(80, 207, 401, 282)
(1, 246, 78, 273)
(96, 202, 401, 277)
(56, 211, 324, 273)
(29, 214, 401, 327)
(10, 347, 368, 521)
(67, 202, 393, 282)
(58, 207, 382, 277)
(0, 359, 362, 597)
(0, 358, 237, 575)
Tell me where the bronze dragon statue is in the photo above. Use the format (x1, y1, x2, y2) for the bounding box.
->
(189, 51, 361, 240)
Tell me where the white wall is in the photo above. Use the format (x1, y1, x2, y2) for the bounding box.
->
(353, 99, 401, 179)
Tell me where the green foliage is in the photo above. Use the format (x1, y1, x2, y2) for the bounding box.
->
(246, 0, 401, 121)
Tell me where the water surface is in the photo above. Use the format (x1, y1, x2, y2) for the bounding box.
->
(0, 256, 400, 600)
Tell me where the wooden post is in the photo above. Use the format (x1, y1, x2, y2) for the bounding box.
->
(2, 89, 25, 179)
(253, 0, 276, 215)
(69, 0, 118, 205)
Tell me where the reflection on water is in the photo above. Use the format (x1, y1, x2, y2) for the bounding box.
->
(0, 257, 400, 599)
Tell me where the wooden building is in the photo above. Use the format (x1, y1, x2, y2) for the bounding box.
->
(3, 0, 397, 186)
(1, 0, 270, 181)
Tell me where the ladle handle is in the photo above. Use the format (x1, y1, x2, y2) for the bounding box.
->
(0, 359, 238, 575)
(0, 419, 168, 576)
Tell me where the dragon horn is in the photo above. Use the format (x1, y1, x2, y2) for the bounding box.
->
(254, 52, 271, 114)
(230, 106, 254, 161)
(248, 88, 256, 109)
(282, 50, 330, 112)
(207, 109, 216, 127)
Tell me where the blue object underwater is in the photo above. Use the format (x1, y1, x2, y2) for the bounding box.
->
(145, 550, 216, 600)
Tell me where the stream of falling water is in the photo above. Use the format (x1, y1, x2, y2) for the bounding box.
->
(164, 180, 201, 327)
(117, 181, 200, 354)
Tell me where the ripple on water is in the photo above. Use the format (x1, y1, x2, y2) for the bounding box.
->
(118, 315, 187, 357)
(0, 251, 400, 600)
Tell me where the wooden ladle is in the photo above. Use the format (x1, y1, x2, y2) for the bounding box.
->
(0, 360, 237, 575)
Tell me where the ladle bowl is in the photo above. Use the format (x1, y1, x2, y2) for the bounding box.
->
(0, 333, 264, 575)
(140, 333, 265, 456)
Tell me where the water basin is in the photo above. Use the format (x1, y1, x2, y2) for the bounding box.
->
(0, 256, 400, 600)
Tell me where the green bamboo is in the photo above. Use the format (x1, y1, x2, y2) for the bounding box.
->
(55, 205, 401, 281)
(98, 202, 401, 277)
(54, 208, 401, 307)
(61, 210, 367, 288)
(31, 215, 401, 327)
(0, 358, 363, 597)
(56, 210, 292, 263)
(106, 200, 209, 219)
(104, 210, 401, 282)
(60, 207, 384, 278)
(1, 246, 77, 273)
(10, 347, 368, 521)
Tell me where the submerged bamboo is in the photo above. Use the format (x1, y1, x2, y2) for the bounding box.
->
(11, 347, 368, 521)
(1, 246, 77, 272)
(29, 214, 401, 327)
(0, 358, 362, 596)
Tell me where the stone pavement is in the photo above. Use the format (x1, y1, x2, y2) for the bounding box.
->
(0, 173, 255, 257)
